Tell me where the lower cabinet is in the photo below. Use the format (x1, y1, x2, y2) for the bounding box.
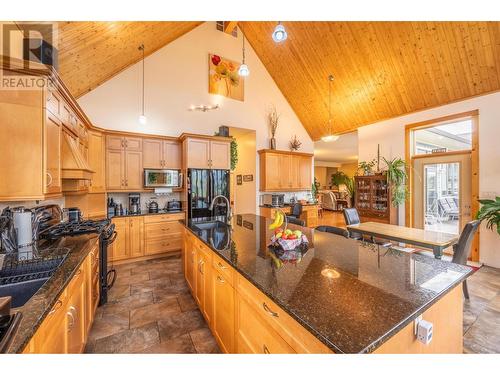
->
(25, 240, 99, 354)
(183, 228, 333, 354)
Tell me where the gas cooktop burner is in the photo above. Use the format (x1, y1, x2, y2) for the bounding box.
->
(42, 219, 111, 239)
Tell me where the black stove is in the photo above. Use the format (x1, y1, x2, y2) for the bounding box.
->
(42, 219, 111, 239)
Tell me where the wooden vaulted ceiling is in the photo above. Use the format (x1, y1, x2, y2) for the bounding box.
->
(50, 21, 500, 140)
(54, 21, 202, 97)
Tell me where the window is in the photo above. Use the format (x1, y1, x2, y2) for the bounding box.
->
(413, 119, 472, 155)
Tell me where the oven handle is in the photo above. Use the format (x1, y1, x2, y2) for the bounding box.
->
(106, 269, 117, 289)
(105, 231, 118, 245)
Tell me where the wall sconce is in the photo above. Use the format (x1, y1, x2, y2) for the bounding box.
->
(188, 104, 220, 112)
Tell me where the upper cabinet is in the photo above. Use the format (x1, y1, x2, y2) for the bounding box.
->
(182, 136, 231, 170)
(143, 138, 181, 169)
(88, 130, 106, 193)
(259, 150, 313, 192)
(105, 135, 143, 191)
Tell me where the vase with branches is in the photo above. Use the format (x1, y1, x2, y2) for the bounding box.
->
(268, 106, 280, 149)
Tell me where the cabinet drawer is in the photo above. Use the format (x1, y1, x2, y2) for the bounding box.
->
(145, 235, 182, 255)
(212, 253, 233, 286)
(144, 213, 185, 223)
(236, 295, 295, 354)
(236, 274, 332, 353)
(145, 221, 183, 239)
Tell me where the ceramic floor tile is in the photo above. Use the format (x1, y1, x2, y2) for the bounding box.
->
(107, 284, 131, 301)
(149, 269, 178, 281)
(463, 307, 500, 353)
(87, 310, 130, 342)
(139, 334, 197, 354)
(177, 293, 198, 312)
(130, 279, 158, 295)
(130, 297, 181, 329)
(92, 322, 160, 354)
(190, 328, 220, 353)
(114, 272, 150, 286)
(158, 309, 207, 341)
(101, 292, 154, 315)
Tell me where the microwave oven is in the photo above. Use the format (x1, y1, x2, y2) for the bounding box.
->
(144, 169, 182, 188)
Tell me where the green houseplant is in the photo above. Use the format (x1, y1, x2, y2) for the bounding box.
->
(344, 176, 355, 207)
(358, 159, 376, 176)
(382, 157, 408, 207)
(477, 197, 500, 235)
(331, 171, 349, 188)
(230, 139, 238, 171)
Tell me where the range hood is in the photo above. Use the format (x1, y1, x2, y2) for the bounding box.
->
(61, 132, 94, 180)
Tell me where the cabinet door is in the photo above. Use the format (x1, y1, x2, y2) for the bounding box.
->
(125, 151, 143, 190)
(210, 141, 231, 169)
(163, 141, 181, 169)
(33, 296, 67, 353)
(186, 138, 210, 168)
(236, 296, 295, 354)
(299, 156, 312, 189)
(212, 270, 234, 353)
(261, 153, 281, 191)
(66, 272, 85, 354)
(106, 149, 124, 190)
(143, 138, 163, 169)
(279, 154, 292, 190)
(124, 137, 142, 151)
(44, 112, 62, 195)
(88, 130, 106, 192)
(185, 237, 196, 292)
(290, 155, 300, 189)
(109, 218, 129, 261)
(129, 216, 144, 258)
(106, 135, 124, 150)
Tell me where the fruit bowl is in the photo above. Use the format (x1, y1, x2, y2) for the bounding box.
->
(268, 208, 309, 251)
(269, 232, 309, 251)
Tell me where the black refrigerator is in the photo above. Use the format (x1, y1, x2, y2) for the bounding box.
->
(187, 169, 230, 219)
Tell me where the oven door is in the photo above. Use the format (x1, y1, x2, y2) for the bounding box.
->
(144, 169, 180, 188)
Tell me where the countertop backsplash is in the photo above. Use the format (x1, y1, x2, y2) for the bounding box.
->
(258, 191, 313, 205)
(107, 192, 182, 213)
(0, 197, 65, 213)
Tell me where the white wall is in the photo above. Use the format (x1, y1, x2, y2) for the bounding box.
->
(357, 91, 500, 268)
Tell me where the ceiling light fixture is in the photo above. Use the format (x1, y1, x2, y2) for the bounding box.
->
(138, 44, 147, 125)
(238, 26, 250, 77)
(189, 104, 220, 112)
(272, 22, 288, 43)
(321, 74, 339, 142)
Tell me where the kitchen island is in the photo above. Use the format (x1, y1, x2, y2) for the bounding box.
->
(183, 214, 472, 354)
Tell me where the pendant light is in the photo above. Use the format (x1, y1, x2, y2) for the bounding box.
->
(138, 44, 147, 125)
(272, 21, 288, 43)
(321, 74, 339, 142)
(238, 27, 250, 77)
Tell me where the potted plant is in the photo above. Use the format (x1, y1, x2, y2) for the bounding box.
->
(312, 177, 320, 202)
(382, 157, 408, 207)
(344, 176, 355, 207)
(331, 171, 348, 189)
(477, 197, 500, 235)
(358, 159, 376, 176)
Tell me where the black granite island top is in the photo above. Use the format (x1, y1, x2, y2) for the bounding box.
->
(2, 234, 99, 353)
(185, 214, 473, 353)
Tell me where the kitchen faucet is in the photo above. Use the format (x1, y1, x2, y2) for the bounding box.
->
(209, 195, 232, 224)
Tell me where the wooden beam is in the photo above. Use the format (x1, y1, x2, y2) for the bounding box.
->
(224, 21, 237, 34)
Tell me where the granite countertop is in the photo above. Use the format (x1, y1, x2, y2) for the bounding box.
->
(2, 234, 99, 353)
(185, 214, 473, 353)
(108, 209, 185, 219)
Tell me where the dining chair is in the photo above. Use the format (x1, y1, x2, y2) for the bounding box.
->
(342, 208, 391, 247)
(290, 203, 303, 218)
(451, 220, 481, 299)
(315, 225, 349, 238)
(287, 217, 305, 226)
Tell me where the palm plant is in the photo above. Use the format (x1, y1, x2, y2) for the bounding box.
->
(477, 197, 500, 235)
(382, 157, 408, 207)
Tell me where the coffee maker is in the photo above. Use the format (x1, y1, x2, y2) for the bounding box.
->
(128, 193, 141, 214)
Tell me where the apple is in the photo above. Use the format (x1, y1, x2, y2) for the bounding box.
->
(275, 228, 283, 234)
(293, 230, 302, 237)
(285, 229, 293, 235)
(289, 234, 297, 240)
(282, 234, 288, 240)
(275, 232, 283, 239)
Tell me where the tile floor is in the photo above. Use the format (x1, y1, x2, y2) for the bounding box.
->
(85, 253, 500, 354)
(85, 254, 220, 354)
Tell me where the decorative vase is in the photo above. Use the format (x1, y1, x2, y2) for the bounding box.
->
(270, 137, 276, 150)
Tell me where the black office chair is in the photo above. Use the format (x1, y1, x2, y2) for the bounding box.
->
(315, 225, 349, 238)
(287, 217, 305, 226)
(342, 208, 391, 246)
(290, 203, 303, 218)
(451, 220, 481, 299)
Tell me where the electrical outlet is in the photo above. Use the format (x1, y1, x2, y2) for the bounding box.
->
(417, 320, 433, 345)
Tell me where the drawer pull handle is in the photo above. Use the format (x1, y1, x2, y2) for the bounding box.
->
(49, 300, 62, 314)
(217, 262, 227, 270)
(263, 345, 270, 354)
(216, 275, 225, 284)
(262, 302, 279, 317)
(67, 310, 75, 332)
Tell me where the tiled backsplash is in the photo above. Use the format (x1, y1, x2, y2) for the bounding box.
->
(258, 191, 314, 205)
(0, 197, 65, 213)
(107, 192, 182, 213)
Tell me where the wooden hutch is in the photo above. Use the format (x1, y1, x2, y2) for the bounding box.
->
(354, 175, 398, 224)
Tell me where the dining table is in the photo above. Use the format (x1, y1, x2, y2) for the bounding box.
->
(346, 221, 459, 259)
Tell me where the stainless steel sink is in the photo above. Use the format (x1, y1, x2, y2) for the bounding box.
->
(192, 221, 228, 231)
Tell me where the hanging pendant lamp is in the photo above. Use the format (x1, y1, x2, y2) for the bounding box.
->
(272, 21, 288, 43)
(321, 74, 339, 142)
(138, 44, 147, 125)
(238, 26, 250, 77)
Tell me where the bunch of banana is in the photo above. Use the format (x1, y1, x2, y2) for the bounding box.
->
(269, 210, 284, 230)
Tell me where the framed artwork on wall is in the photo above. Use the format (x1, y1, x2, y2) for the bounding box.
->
(209, 53, 244, 101)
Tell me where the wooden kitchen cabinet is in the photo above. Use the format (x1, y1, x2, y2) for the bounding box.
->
(44, 111, 62, 195)
(143, 138, 181, 169)
(259, 149, 313, 192)
(195, 242, 213, 326)
(212, 267, 235, 353)
(88, 130, 106, 192)
(182, 135, 231, 170)
(66, 267, 86, 354)
(144, 214, 183, 256)
(129, 216, 145, 258)
(106, 135, 143, 190)
(109, 217, 130, 261)
(184, 230, 196, 292)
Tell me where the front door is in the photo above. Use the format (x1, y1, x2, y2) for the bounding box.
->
(412, 152, 472, 236)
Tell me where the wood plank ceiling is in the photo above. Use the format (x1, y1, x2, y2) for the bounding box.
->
(54, 21, 202, 97)
(47, 21, 500, 140)
(242, 21, 500, 140)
